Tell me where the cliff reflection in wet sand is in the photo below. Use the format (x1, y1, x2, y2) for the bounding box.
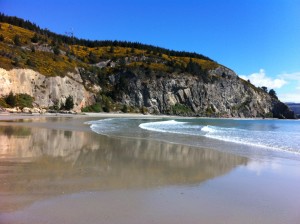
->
(0, 122, 247, 212)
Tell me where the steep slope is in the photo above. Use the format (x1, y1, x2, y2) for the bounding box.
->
(0, 15, 295, 118)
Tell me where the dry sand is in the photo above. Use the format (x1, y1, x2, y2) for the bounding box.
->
(0, 114, 300, 224)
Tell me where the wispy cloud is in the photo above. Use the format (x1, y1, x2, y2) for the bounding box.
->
(240, 69, 300, 102)
(279, 72, 300, 90)
(277, 72, 300, 102)
(240, 69, 287, 89)
(277, 92, 300, 103)
(280, 72, 300, 81)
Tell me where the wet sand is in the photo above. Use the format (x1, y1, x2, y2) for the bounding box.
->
(0, 115, 300, 224)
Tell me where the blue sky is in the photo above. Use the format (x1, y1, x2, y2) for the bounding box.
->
(1, 0, 300, 102)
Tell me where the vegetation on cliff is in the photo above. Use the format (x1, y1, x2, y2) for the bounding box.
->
(0, 91, 34, 108)
(0, 14, 295, 118)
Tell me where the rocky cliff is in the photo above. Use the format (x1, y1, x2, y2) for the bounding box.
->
(0, 68, 97, 111)
(0, 17, 295, 118)
(0, 65, 294, 118)
(101, 66, 294, 118)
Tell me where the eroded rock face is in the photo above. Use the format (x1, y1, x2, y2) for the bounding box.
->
(0, 66, 294, 118)
(0, 68, 96, 111)
(108, 67, 294, 118)
(109, 68, 266, 117)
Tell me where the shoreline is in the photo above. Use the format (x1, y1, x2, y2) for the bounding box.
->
(0, 111, 284, 121)
(0, 112, 300, 224)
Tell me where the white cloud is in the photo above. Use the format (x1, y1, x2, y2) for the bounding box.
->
(280, 72, 300, 90)
(280, 72, 300, 81)
(240, 69, 287, 89)
(277, 92, 300, 103)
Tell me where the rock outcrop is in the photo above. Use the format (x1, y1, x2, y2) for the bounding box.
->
(0, 17, 295, 118)
(0, 68, 97, 112)
(0, 66, 294, 118)
(106, 66, 295, 118)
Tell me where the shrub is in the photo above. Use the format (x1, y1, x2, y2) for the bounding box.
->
(0, 97, 8, 107)
(15, 93, 34, 108)
(53, 46, 60, 55)
(64, 95, 74, 110)
(13, 35, 21, 46)
(31, 33, 39, 43)
(49, 99, 60, 111)
(5, 91, 16, 107)
(171, 103, 192, 115)
(4, 92, 33, 108)
(81, 103, 102, 112)
(26, 58, 35, 67)
(140, 106, 148, 114)
(121, 104, 128, 113)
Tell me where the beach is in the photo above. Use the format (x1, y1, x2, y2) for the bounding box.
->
(0, 113, 300, 224)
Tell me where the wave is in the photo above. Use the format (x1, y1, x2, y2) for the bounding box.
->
(139, 120, 206, 136)
(86, 118, 300, 155)
(139, 120, 300, 154)
(85, 118, 122, 136)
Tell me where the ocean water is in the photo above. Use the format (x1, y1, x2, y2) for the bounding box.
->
(86, 118, 300, 160)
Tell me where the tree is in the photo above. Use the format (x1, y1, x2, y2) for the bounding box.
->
(261, 86, 268, 93)
(109, 46, 114, 53)
(64, 95, 74, 110)
(119, 57, 126, 67)
(26, 58, 34, 67)
(52, 99, 60, 111)
(269, 89, 278, 99)
(88, 51, 98, 63)
(31, 33, 39, 43)
(0, 34, 4, 41)
(5, 91, 16, 107)
(11, 57, 20, 66)
(53, 46, 60, 55)
(13, 35, 21, 46)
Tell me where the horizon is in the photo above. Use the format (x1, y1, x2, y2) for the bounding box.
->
(1, 0, 300, 102)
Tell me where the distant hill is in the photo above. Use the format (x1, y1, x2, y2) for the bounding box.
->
(0, 14, 295, 118)
(286, 103, 300, 118)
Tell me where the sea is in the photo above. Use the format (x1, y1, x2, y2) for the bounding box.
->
(86, 117, 300, 161)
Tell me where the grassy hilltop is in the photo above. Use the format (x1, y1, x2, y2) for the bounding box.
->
(0, 13, 217, 78)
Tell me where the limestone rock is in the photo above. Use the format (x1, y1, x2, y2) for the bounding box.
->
(0, 68, 96, 112)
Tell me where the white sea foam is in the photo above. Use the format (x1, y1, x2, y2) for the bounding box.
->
(139, 120, 204, 136)
(87, 118, 300, 155)
(201, 125, 300, 154)
(139, 120, 300, 154)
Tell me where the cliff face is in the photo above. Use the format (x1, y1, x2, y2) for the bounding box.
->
(0, 20, 294, 118)
(0, 65, 294, 118)
(0, 68, 97, 111)
(106, 66, 294, 118)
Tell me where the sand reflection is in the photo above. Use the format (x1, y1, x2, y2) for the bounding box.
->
(0, 121, 247, 212)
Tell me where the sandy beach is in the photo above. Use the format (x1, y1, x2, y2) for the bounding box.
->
(0, 113, 300, 224)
